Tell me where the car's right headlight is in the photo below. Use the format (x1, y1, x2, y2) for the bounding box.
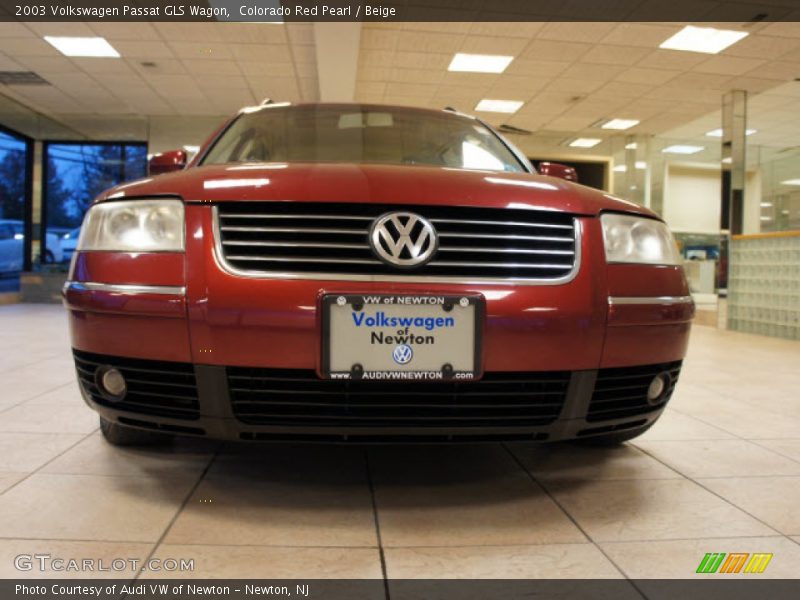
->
(77, 199, 185, 252)
(601, 213, 681, 265)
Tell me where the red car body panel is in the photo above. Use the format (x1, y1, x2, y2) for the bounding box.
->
(64, 105, 693, 442)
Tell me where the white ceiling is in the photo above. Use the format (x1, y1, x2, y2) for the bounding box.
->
(1, 20, 800, 155)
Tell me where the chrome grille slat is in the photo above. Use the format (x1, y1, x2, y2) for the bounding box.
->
(215, 202, 578, 282)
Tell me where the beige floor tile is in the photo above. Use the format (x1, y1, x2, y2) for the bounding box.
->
(370, 445, 586, 547)
(671, 398, 800, 440)
(509, 442, 680, 482)
(385, 544, 622, 578)
(752, 439, 800, 463)
(0, 381, 74, 411)
(0, 539, 152, 579)
(164, 477, 377, 547)
(42, 431, 216, 479)
(0, 432, 85, 472)
(0, 472, 27, 494)
(698, 477, 800, 536)
(547, 479, 776, 542)
(637, 410, 735, 441)
(0, 473, 193, 542)
(601, 536, 800, 578)
(634, 440, 800, 478)
(24, 381, 86, 406)
(0, 403, 99, 434)
(144, 544, 383, 579)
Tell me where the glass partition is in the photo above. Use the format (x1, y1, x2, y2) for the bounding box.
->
(0, 127, 31, 286)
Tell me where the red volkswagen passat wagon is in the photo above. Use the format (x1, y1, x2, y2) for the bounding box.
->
(64, 103, 693, 446)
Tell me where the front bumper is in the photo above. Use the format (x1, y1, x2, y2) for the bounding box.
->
(64, 206, 693, 442)
(73, 349, 681, 442)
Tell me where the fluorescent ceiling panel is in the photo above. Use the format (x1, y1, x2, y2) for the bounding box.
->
(448, 53, 513, 73)
(475, 99, 523, 113)
(44, 36, 120, 58)
(659, 26, 748, 54)
(569, 138, 602, 148)
(662, 145, 704, 154)
(706, 128, 757, 137)
(600, 118, 640, 130)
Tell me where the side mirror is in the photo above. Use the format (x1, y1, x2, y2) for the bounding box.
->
(538, 162, 578, 183)
(148, 150, 187, 176)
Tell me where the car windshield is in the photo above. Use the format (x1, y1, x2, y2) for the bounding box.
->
(200, 105, 525, 173)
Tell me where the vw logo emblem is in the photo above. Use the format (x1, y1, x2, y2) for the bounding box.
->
(369, 211, 438, 268)
(392, 344, 414, 365)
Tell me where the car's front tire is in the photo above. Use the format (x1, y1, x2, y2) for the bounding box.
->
(99, 416, 172, 446)
(573, 423, 654, 446)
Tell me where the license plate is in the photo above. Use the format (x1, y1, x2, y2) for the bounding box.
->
(321, 294, 483, 381)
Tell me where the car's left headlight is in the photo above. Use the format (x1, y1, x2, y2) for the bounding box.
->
(601, 213, 681, 265)
(77, 199, 185, 252)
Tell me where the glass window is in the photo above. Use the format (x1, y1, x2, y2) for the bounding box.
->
(44, 142, 147, 262)
(201, 105, 525, 173)
(0, 129, 29, 280)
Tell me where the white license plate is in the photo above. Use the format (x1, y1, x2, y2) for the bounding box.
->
(322, 294, 483, 381)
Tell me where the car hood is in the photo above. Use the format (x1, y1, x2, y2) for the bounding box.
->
(99, 163, 656, 218)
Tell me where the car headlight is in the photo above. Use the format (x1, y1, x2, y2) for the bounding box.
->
(77, 199, 184, 252)
(601, 213, 681, 265)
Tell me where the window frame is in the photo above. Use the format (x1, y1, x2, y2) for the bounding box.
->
(40, 140, 148, 264)
(0, 123, 34, 272)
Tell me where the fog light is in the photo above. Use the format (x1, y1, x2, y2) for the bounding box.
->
(96, 367, 126, 400)
(646, 373, 670, 404)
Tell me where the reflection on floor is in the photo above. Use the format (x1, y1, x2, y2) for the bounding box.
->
(0, 304, 799, 580)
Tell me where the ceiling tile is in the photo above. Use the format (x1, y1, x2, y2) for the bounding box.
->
(637, 49, 710, 70)
(361, 28, 398, 50)
(229, 44, 292, 63)
(745, 60, 800, 81)
(385, 82, 438, 98)
(504, 58, 570, 78)
(581, 44, 652, 66)
(595, 81, 653, 98)
(537, 22, 617, 43)
(217, 23, 288, 44)
(89, 22, 161, 41)
(693, 55, 766, 76)
(0, 22, 36, 38)
(156, 23, 223, 43)
(394, 31, 462, 54)
(1, 37, 61, 57)
(168, 42, 233, 60)
(390, 68, 443, 85)
(599, 23, 680, 48)
(546, 77, 605, 94)
(238, 61, 295, 78)
(0, 52, 23, 71)
(726, 34, 800, 60)
(390, 52, 451, 71)
(468, 22, 544, 38)
(181, 59, 241, 76)
(25, 22, 96, 37)
(561, 63, 627, 81)
(112, 40, 175, 59)
(519, 40, 591, 62)
(616, 66, 681, 85)
(458, 35, 529, 55)
(286, 24, 314, 46)
(358, 65, 391, 82)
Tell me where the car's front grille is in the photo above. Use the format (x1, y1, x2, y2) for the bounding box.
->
(73, 350, 200, 421)
(227, 368, 571, 428)
(587, 361, 682, 422)
(215, 202, 578, 282)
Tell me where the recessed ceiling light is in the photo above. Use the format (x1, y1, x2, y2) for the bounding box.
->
(183, 145, 200, 154)
(600, 118, 640, 130)
(659, 26, 748, 55)
(705, 128, 757, 137)
(760, 202, 773, 207)
(662, 144, 704, 154)
(475, 99, 523, 113)
(44, 36, 120, 58)
(625, 142, 637, 150)
(779, 179, 800, 186)
(721, 157, 732, 164)
(448, 53, 513, 74)
(569, 138, 602, 148)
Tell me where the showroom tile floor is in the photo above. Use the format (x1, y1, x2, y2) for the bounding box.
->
(0, 304, 799, 580)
